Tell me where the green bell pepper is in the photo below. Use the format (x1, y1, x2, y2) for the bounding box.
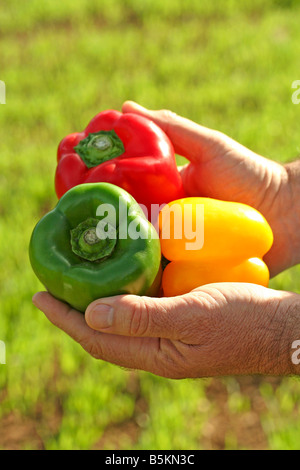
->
(29, 183, 162, 312)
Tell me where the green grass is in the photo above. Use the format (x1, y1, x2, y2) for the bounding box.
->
(1, 0, 300, 450)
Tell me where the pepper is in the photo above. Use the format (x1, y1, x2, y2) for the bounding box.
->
(159, 197, 273, 297)
(55, 110, 185, 216)
(29, 183, 162, 312)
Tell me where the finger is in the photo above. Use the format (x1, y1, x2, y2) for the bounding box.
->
(85, 293, 201, 342)
(122, 100, 217, 162)
(32, 291, 172, 376)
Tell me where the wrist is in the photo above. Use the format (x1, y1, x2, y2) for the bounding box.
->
(284, 161, 300, 265)
(262, 160, 300, 276)
(282, 293, 300, 376)
(262, 292, 300, 376)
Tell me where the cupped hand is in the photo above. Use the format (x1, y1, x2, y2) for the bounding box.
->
(32, 284, 300, 379)
(122, 101, 299, 276)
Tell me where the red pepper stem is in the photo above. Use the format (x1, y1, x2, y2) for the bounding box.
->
(74, 130, 125, 168)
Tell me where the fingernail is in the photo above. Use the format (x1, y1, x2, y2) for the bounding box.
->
(87, 304, 114, 329)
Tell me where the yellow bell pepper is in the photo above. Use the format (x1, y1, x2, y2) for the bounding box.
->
(159, 197, 274, 297)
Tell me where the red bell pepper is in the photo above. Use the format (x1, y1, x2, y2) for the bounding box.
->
(55, 110, 185, 215)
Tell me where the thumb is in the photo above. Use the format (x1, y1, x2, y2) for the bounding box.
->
(122, 100, 217, 163)
(122, 101, 175, 134)
(85, 293, 196, 340)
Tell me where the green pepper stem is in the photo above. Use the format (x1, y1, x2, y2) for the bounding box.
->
(74, 130, 125, 168)
(70, 218, 117, 262)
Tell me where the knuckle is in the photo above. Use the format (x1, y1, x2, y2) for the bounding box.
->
(161, 109, 176, 117)
(160, 109, 177, 122)
(87, 343, 103, 360)
(128, 298, 150, 337)
(156, 338, 188, 379)
(80, 331, 104, 360)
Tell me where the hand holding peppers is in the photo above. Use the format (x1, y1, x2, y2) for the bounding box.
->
(32, 103, 300, 379)
(32, 106, 276, 308)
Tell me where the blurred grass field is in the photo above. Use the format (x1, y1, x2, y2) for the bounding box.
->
(1, 0, 300, 450)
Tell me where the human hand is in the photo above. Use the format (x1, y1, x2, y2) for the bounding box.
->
(32, 283, 300, 379)
(122, 101, 300, 277)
